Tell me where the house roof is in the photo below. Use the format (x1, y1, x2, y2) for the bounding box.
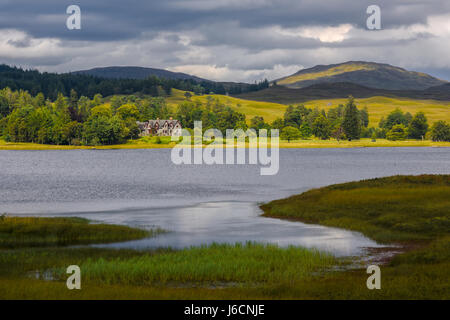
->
(137, 119, 181, 129)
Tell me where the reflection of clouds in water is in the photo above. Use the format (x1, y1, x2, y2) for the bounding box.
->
(85, 201, 383, 257)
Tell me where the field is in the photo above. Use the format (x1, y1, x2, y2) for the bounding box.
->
(167, 89, 287, 124)
(301, 96, 450, 128)
(169, 89, 450, 128)
(1, 175, 449, 299)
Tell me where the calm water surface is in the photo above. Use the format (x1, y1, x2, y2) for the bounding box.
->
(1, 148, 449, 256)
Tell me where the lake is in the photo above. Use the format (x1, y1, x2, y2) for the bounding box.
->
(1, 147, 449, 256)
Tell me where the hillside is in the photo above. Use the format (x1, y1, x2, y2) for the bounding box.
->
(166, 89, 286, 124)
(168, 89, 450, 127)
(72, 66, 207, 82)
(236, 82, 450, 104)
(71, 66, 269, 95)
(275, 61, 446, 90)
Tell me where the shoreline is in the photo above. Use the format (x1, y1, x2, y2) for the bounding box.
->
(1, 138, 450, 150)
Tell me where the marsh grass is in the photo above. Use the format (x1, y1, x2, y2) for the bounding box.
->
(255, 175, 450, 299)
(261, 175, 450, 243)
(1, 176, 449, 299)
(73, 243, 337, 286)
(0, 216, 156, 248)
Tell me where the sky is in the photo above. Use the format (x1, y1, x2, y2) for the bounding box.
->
(1, 0, 450, 82)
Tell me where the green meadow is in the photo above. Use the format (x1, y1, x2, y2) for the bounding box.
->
(1, 175, 449, 299)
(168, 89, 450, 128)
(167, 89, 287, 124)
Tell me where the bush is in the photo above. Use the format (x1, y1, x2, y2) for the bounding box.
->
(430, 121, 450, 142)
(386, 124, 408, 141)
(280, 126, 301, 142)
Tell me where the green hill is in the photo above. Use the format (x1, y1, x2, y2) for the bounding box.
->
(73, 66, 207, 81)
(276, 61, 446, 90)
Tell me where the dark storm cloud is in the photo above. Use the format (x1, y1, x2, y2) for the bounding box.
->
(0, 0, 448, 42)
(1, 0, 449, 81)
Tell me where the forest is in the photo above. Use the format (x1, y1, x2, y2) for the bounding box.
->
(0, 65, 269, 100)
(1, 85, 449, 146)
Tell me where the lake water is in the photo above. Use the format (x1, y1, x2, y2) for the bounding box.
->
(1, 147, 449, 256)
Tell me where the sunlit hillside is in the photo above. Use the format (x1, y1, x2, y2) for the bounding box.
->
(278, 63, 376, 85)
(275, 61, 446, 90)
(168, 89, 450, 127)
(167, 89, 287, 124)
(301, 96, 450, 127)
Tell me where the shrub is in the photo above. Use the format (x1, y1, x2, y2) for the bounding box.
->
(430, 121, 450, 142)
(386, 124, 408, 141)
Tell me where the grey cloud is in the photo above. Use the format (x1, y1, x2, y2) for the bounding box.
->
(0, 0, 449, 81)
(1, 0, 449, 41)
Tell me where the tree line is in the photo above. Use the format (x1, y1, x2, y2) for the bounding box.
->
(247, 96, 450, 142)
(0, 88, 250, 146)
(0, 65, 268, 101)
(376, 108, 450, 142)
(1, 88, 449, 146)
(0, 88, 171, 145)
(246, 97, 368, 142)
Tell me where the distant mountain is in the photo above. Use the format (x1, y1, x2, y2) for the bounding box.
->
(72, 66, 208, 82)
(275, 61, 447, 90)
(235, 82, 450, 104)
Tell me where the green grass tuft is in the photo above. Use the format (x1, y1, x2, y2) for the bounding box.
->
(0, 216, 159, 248)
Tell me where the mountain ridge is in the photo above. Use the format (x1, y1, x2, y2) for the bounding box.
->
(275, 61, 447, 91)
(72, 66, 208, 82)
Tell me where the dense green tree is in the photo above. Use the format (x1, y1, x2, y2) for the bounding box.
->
(430, 121, 450, 142)
(331, 126, 345, 141)
(83, 115, 126, 145)
(250, 116, 269, 131)
(306, 107, 321, 127)
(281, 126, 301, 142)
(6, 106, 34, 142)
(386, 124, 408, 141)
(342, 96, 361, 140)
(68, 89, 79, 121)
(117, 104, 139, 120)
(0, 95, 9, 118)
(380, 108, 411, 130)
(408, 112, 428, 139)
(312, 115, 331, 140)
(271, 118, 285, 130)
(359, 107, 369, 128)
(284, 105, 310, 127)
(54, 93, 68, 113)
(299, 123, 312, 139)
